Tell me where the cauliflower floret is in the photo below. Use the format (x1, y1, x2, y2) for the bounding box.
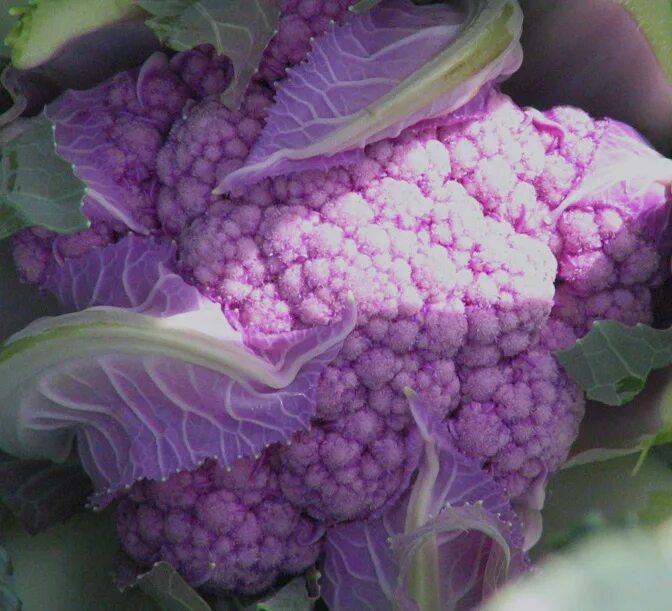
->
(177, 133, 561, 519)
(269, 409, 421, 523)
(455, 342, 584, 498)
(156, 86, 274, 235)
(257, 0, 356, 83)
(443, 95, 669, 296)
(10, 49, 671, 596)
(552, 283, 653, 337)
(118, 458, 322, 595)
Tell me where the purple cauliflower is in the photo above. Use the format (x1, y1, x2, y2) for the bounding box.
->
(155, 86, 274, 235)
(118, 458, 323, 595)
(107, 86, 670, 593)
(5, 0, 672, 605)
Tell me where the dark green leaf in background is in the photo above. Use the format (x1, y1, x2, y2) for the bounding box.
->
(556, 322, 672, 406)
(125, 561, 212, 611)
(0, 545, 21, 611)
(255, 574, 318, 611)
(0, 113, 88, 239)
(0, 454, 92, 535)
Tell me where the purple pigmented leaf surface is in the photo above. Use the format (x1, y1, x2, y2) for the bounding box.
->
(321, 392, 527, 611)
(45, 53, 179, 234)
(0, 237, 356, 506)
(219, 0, 522, 193)
(549, 119, 672, 254)
(45, 235, 206, 316)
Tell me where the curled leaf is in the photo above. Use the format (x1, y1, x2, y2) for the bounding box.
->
(0, 237, 356, 504)
(321, 391, 526, 611)
(219, 0, 522, 193)
(0, 453, 92, 534)
(118, 561, 211, 611)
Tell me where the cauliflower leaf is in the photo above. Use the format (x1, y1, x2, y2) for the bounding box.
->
(118, 561, 211, 611)
(137, 0, 279, 110)
(321, 391, 527, 611)
(0, 113, 88, 239)
(557, 321, 672, 406)
(0, 236, 355, 504)
(0, 546, 20, 611)
(218, 0, 523, 193)
(0, 453, 92, 534)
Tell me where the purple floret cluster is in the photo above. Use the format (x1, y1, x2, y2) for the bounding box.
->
(10, 0, 672, 600)
(118, 458, 323, 595)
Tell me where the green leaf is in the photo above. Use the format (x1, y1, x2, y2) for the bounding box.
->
(556, 321, 672, 406)
(638, 490, 672, 528)
(0, 511, 159, 610)
(255, 574, 318, 611)
(536, 453, 672, 557)
(0, 65, 27, 127)
(130, 562, 211, 611)
(138, 0, 279, 109)
(546, 511, 614, 552)
(349, 0, 383, 12)
(0, 454, 92, 534)
(135, 0, 193, 18)
(350, 0, 444, 11)
(0, 545, 20, 611)
(0, 113, 89, 239)
(0, 0, 28, 59)
(6, 0, 141, 69)
(483, 522, 672, 611)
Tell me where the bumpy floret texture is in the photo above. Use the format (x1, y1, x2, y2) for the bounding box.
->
(455, 341, 583, 496)
(552, 284, 653, 339)
(444, 97, 668, 296)
(177, 126, 562, 509)
(257, 0, 355, 83)
(117, 458, 322, 595)
(11, 46, 232, 284)
(11, 35, 672, 593)
(156, 85, 273, 234)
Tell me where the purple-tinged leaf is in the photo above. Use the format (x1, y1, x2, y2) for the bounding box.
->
(45, 235, 206, 316)
(218, 0, 522, 193)
(45, 52, 188, 234)
(511, 469, 547, 551)
(321, 391, 527, 611)
(393, 503, 516, 611)
(322, 515, 400, 610)
(548, 121, 672, 254)
(0, 239, 356, 505)
(0, 453, 92, 534)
